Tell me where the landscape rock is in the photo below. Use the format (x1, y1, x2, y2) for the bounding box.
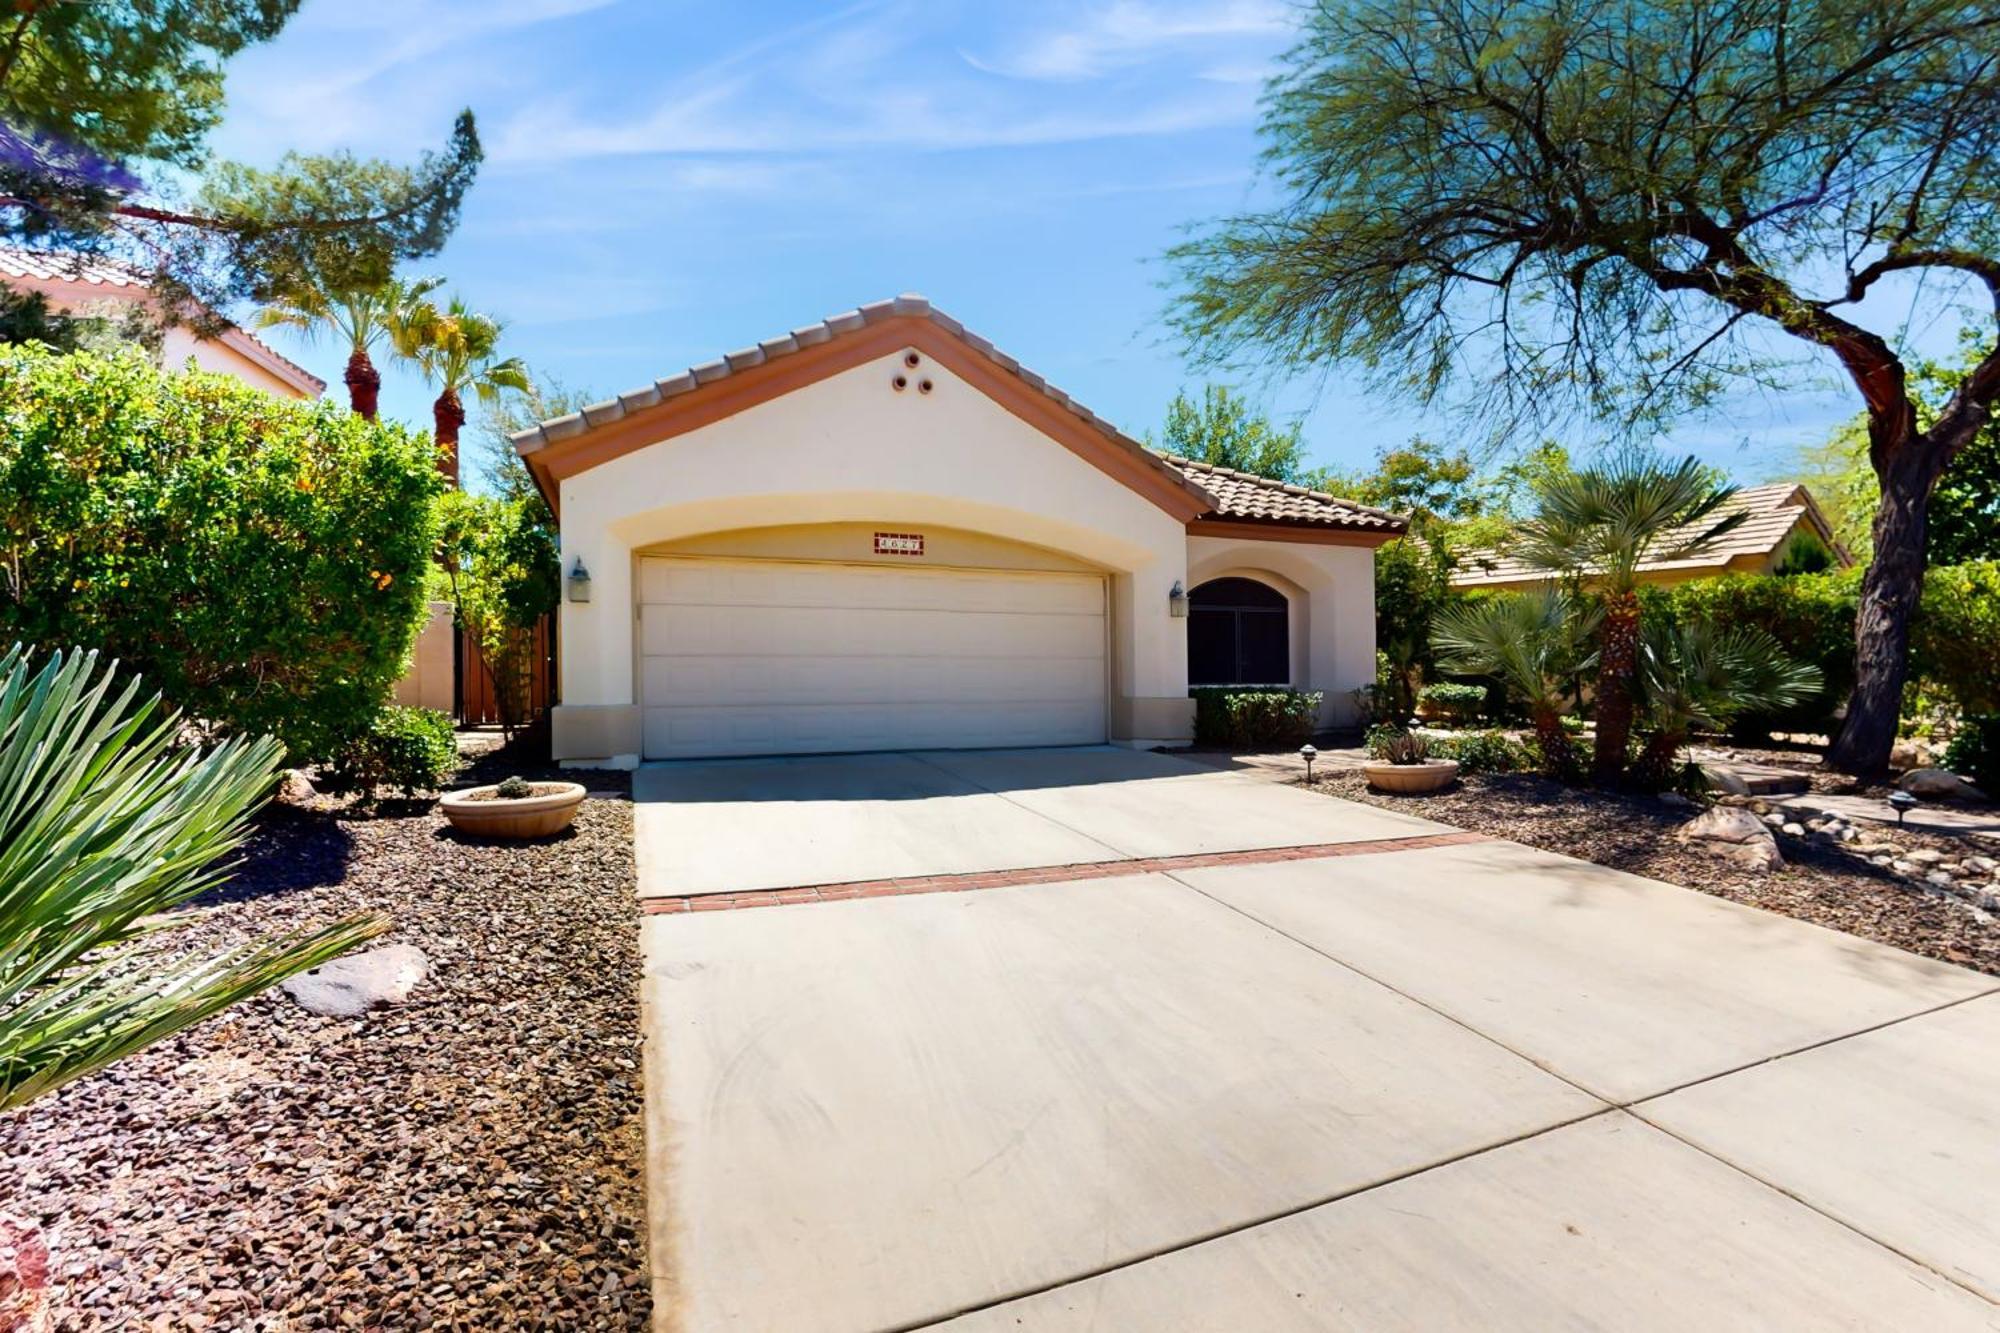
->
(1898, 767, 1986, 802)
(1678, 806, 1783, 871)
(1966, 855, 1998, 876)
(1680, 806, 1771, 845)
(1891, 738, 1932, 770)
(1781, 822, 1806, 837)
(281, 944, 429, 1018)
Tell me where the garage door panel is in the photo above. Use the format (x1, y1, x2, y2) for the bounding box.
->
(645, 606, 1102, 660)
(639, 558, 1107, 759)
(643, 700, 1107, 759)
(641, 560, 1104, 616)
(644, 653, 1104, 710)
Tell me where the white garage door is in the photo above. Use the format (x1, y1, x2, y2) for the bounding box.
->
(639, 557, 1107, 759)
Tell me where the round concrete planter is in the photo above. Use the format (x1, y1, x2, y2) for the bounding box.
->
(1363, 760, 1460, 794)
(440, 782, 586, 839)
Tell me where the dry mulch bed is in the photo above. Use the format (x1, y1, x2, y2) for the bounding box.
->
(1, 743, 650, 1331)
(1314, 769, 2000, 978)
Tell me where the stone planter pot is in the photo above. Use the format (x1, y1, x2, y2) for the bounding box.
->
(1363, 759, 1460, 794)
(440, 782, 586, 839)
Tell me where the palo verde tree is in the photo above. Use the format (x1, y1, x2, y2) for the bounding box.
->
(0, 0, 480, 338)
(1170, 0, 2000, 776)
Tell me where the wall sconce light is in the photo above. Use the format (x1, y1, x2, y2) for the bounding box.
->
(567, 557, 592, 603)
(1168, 580, 1188, 618)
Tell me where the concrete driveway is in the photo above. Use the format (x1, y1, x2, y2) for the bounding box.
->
(634, 747, 2000, 1332)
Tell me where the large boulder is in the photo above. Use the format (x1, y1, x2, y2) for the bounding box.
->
(1898, 768, 1987, 802)
(282, 944, 429, 1018)
(1677, 806, 1784, 871)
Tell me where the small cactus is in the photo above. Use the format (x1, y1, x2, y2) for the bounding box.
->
(494, 775, 533, 799)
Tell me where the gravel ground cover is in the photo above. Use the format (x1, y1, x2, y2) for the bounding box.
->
(1, 742, 650, 1331)
(1314, 770, 2000, 978)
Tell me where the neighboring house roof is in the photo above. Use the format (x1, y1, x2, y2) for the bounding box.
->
(1449, 482, 1850, 588)
(0, 246, 326, 396)
(511, 294, 1404, 542)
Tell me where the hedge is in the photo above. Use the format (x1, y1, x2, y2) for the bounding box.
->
(1191, 687, 1324, 747)
(1642, 561, 2000, 731)
(0, 346, 443, 761)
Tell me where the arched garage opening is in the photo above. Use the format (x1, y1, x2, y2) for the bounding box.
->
(1188, 577, 1290, 687)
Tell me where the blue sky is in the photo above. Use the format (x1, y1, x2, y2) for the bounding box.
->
(208, 0, 1963, 485)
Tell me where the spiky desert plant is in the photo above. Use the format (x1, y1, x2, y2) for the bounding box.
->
(1631, 621, 1823, 790)
(1431, 587, 1597, 780)
(0, 646, 387, 1111)
(1512, 454, 1744, 784)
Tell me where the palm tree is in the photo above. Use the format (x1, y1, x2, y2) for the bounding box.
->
(1632, 622, 1823, 790)
(1, 646, 386, 1110)
(1430, 587, 1597, 779)
(1511, 454, 1745, 785)
(256, 274, 442, 419)
(392, 294, 530, 483)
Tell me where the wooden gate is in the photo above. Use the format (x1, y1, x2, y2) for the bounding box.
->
(456, 612, 557, 728)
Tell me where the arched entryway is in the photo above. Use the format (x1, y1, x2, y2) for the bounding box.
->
(1188, 577, 1290, 686)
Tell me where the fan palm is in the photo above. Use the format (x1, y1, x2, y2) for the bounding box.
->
(0, 646, 387, 1110)
(392, 294, 530, 483)
(1512, 453, 1745, 784)
(256, 274, 442, 419)
(1430, 587, 1597, 779)
(1631, 622, 1823, 790)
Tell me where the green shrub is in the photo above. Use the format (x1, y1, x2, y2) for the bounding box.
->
(326, 706, 458, 796)
(0, 346, 443, 762)
(1911, 562, 2000, 715)
(1943, 716, 1999, 793)
(1645, 570, 1856, 734)
(1417, 681, 1486, 725)
(1192, 687, 1324, 747)
(1647, 562, 2000, 732)
(1430, 728, 1532, 774)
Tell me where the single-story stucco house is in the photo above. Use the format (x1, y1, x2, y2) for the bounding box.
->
(0, 247, 325, 399)
(1449, 482, 1851, 592)
(509, 296, 1406, 766)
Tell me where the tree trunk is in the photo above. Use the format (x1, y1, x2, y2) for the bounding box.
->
(1827, 430, 1949, 776)
(433, 388, 465, 486)
(1630, 728, 1684, 793)
(1531, 704, 1579, 781)
(344, 350, 380, 420)
(1591, 590, 1640, 785)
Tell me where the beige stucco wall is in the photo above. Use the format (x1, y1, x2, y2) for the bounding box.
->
(162, 327, 312, 400)
(392, 601, 456, 715)
(553, 346, 1196, 764)
(1186, 535, 1379, 728)
(639, 522, 1102, 574)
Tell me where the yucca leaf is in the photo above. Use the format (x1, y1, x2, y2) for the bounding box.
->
(0, 646, 387, 1111)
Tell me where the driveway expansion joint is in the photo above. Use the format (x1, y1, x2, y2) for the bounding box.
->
(640, 830, 1494, 914)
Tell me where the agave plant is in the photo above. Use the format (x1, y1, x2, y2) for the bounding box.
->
(0, 646, 387, 1111)
(1631, 621, 1823, 790)
(1430, 587, 1597, 780)
(1512, 453, 1744, 784)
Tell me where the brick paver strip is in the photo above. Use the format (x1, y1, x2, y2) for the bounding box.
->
(643, 830, 1493, 915)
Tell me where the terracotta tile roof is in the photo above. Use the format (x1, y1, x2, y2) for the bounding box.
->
(0, 246, 326, 395)
(1160, 454, 1407, 532)
(0, 248, 147, 289)
(1449, 482, 1849, 587)
(511, 294, 1402, 534)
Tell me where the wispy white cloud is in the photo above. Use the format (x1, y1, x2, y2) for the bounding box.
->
(962, 0, 1288, 82)
(489, 0, 1271, 164)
